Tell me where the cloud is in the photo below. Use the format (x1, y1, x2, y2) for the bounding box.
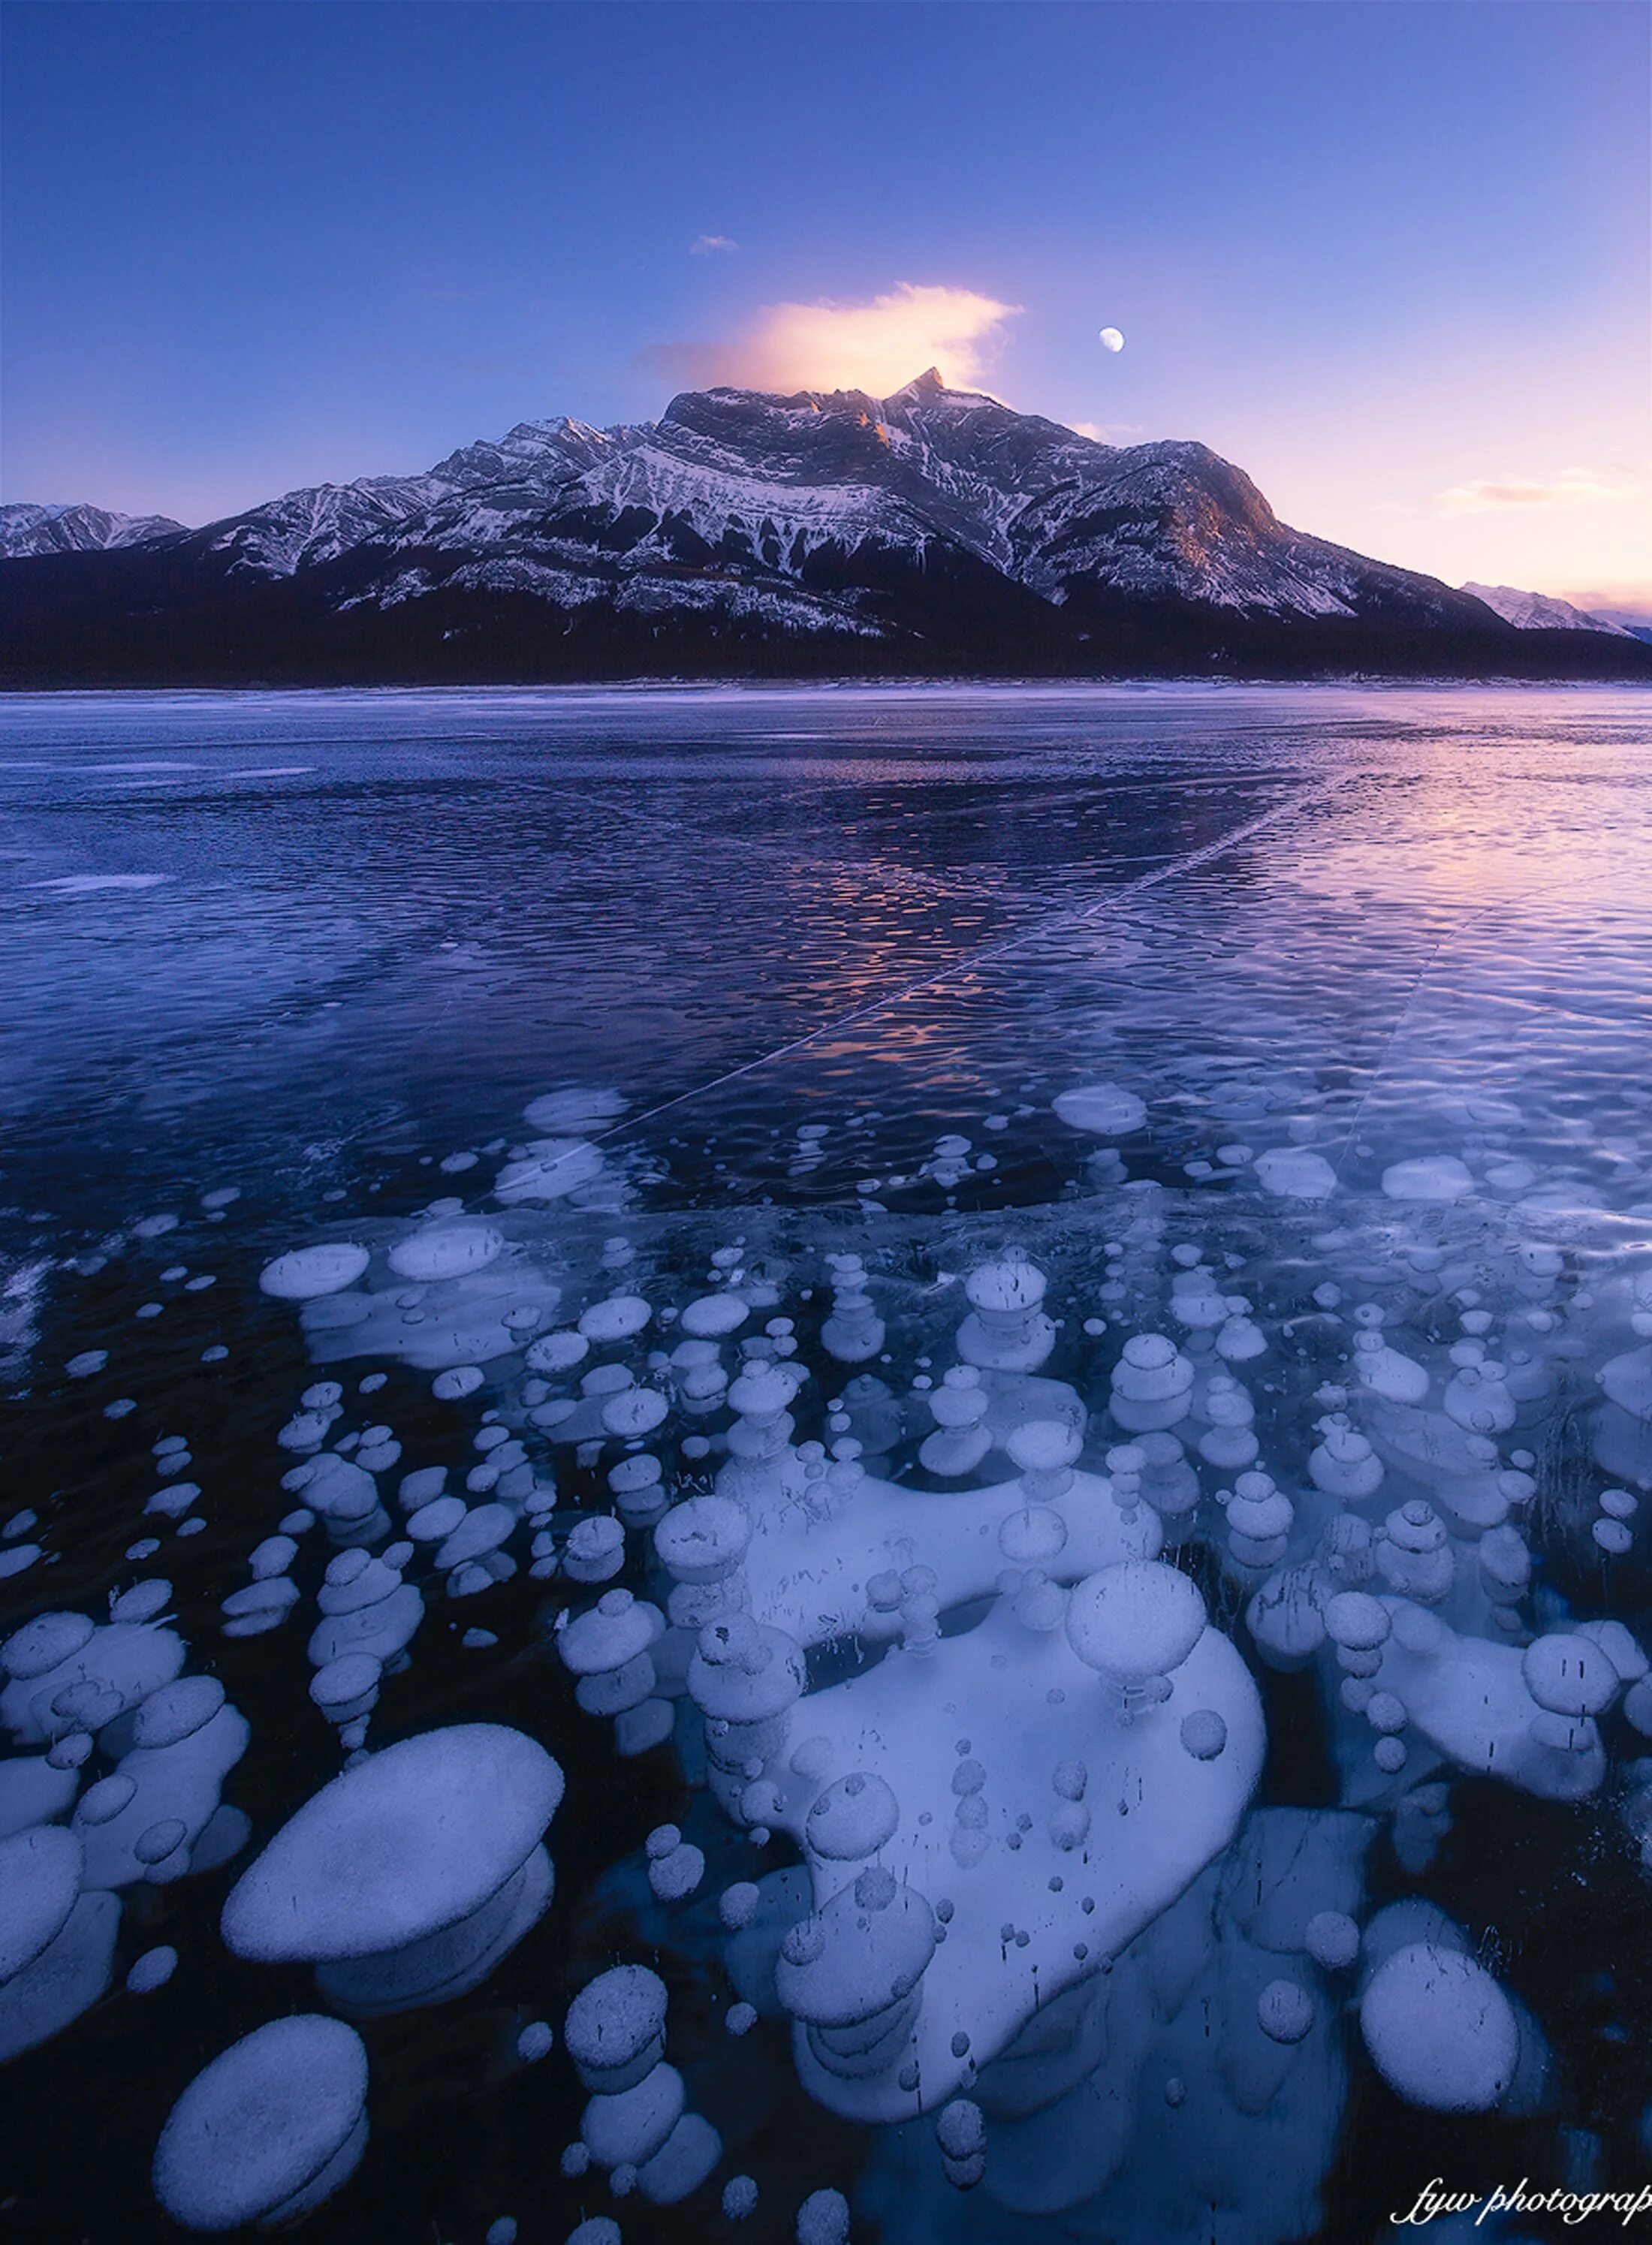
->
(689, 235, 739, 257)
(1434, 469, 1642, 514)
(1068, 419, 1144, 444)
(648, 282, 1022, 399)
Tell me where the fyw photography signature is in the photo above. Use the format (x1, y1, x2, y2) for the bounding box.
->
(1394, 2179, 1652, 2228)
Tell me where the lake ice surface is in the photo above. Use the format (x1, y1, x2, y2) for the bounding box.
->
(2, 684, 1651, 2243)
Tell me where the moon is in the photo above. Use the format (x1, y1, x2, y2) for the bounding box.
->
(1099, 327, 1125, 353)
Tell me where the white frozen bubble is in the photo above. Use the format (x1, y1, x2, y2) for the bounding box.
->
(1306, 1909, 1361, 1970)
(797, 2188, 851, 2245)
(0, 1889, 119, 2061)
(582, 2059, 685, 2166)
(260, 1244, 371, 1300)
(1253, 1147, 1337, 1201)
(35, 873, 171, 893)
(1381, 1155, 1475, 1204)
(126, 1944, 178, 1993)
(526, 1330, 589, 1373)
(517, 2019, 554, 2063)
(495, 1140, 606, 1204)
(389, 1219, 505, 1282)
(1053, 1083, 1147, 1137)
(636, 2111, 721, 2204)
(0, 1758, 78, 1840)
(1360, 1942, 1518, 2111)
(0, 1825, 84, 1984)
(152, 2014, 369, 2231)
(433, 1365, 485, 1402)
(222, 1725, 562, 1967)
(1257, 1978, 1315, 2044)
(681, 1294, 749, 1338)
(565, 1964, 668, 2093)
(804, 1772, 899, 1861)
(1065, 1560, 1207, 1689)
(580, 1294, 651, 1343)
(525, 1088, 627, 1135)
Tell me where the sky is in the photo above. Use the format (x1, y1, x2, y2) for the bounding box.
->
(3, 0, 1648, 607)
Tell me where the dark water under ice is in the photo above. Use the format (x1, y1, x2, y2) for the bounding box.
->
(2, 684, 1651, 2245)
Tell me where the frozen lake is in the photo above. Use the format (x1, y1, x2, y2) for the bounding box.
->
(2, 683, 1652, 2243)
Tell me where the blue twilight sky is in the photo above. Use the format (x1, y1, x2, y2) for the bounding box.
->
(3, 0, 1648, 603)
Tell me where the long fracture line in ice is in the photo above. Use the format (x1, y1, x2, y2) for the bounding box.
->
(577, 770, 1360, 1157)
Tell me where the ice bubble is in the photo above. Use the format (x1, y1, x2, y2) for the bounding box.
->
(566, 2222, 620, 2245)
(1306, 1909, 1361, 1969)
(580, 1295, 651, 1342)
(1065, 1561, 1206, 1689)
(436, 1502, 514, 1569)
(776, 1879, 936, 2051)
(636, 2111, 722, 2204)
(388, 1219, 504, 1282)
(720, 1882, 760, 1930)
(0, 1825, 84, 1983)
(806, 1772, 900, 1860)
(647, 1843, 706, 1902)
(564, 1516, 626, 1584)
(0, 1758, 79, 1839)
(681, 1294, 749, 1338)
(1053, 1083, 1147, 1137)
(1257, 1978, 1315, 2043)
(517, 2019, 554, 2063)
(1360, 1942, 1518, 2111)
(601, 1388, 668, 1439)
(527, 1331, 589, 1373)
(583, 2060, 685, 2166)
(797, 2187, 851, 2245)
(151, 2014, 368, 2231)
(495, 1140, 605, 1203)
(133, 1677, 225, 1749)
(1180, 1709, 1228, 1760)
(565, 1965, 668, 2093)
(1521, 1635, 1620, 1718)
(126, 1944, 177, 1993)
(560, 1590, 662, 1680)
(222, 1724, 562, 1966)
(487, 2222, 517, 2245)
(66, 1350, 108, 1378)
(259, 1244, 371, 1300)
(656, 1496, 750, 1584)
(724, 2174, 759, 2218)
(3, 1613, 97, 1680)
(0, 1888, 119, 2061)
(309, 1656, 382, 1722)
(1381, 1156, 1474, 1204)
(433, 1366, 485, 1402)
(1254, 1148, 1337, 1200)
(727, 2002, 757, 2035)
(1109, 1334, 1193, 1432)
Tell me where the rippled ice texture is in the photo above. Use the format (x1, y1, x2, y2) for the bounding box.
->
(2, 683, 1652, 2245)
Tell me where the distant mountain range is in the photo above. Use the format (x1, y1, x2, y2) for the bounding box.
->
(1459, 582, 1644, 640)
(3, 370, 1647, 685)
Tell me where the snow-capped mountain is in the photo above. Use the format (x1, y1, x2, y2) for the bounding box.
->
(0, 501, 185, 558)
(1459, 583, 1634, 637)
(5, 373, 1650, 684)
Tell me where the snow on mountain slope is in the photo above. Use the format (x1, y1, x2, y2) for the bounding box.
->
(0, 375, 1563, 654)
(1460, 583, 1634, 637)
(0, 502, 185, 557)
